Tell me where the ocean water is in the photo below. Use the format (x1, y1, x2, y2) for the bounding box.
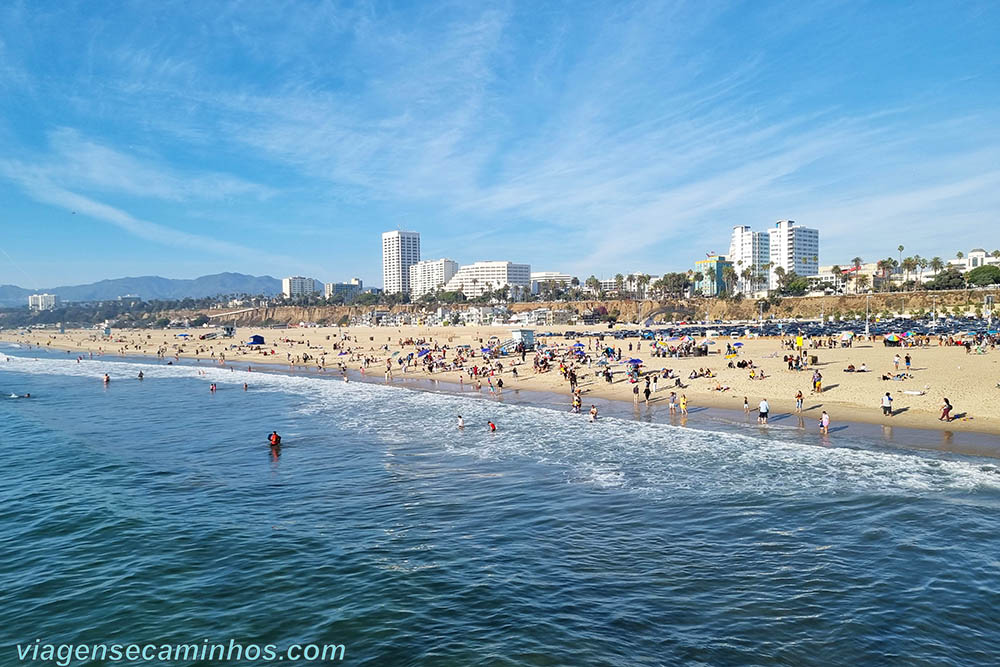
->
(3, 346, 1000, 666)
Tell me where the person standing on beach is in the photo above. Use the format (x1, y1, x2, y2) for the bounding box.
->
(680, 394, 688, 415)
(758, 398, 769, 424)
(643, 383, 651, 405)
(795, 391, 803, 413)
(633, 384, 640, 404)
(669, 392, 677, 414)
(881, 392, 894, 416)
(819, 411, 830, 434)
(893, 354, 901, 370)
(905, 353, 912, 371)
(589, 405, 598, 422)
(743, 396, 750, 414)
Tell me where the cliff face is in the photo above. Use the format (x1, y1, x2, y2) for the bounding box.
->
(152, 288, 994, 327)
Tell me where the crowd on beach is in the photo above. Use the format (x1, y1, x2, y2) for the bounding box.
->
(5, 324, 999, 436)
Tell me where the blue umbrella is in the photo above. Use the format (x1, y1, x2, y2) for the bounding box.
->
(572, 342, 585, 347)
(733, 342, 744, 347)
(418, 349, 431, 357)
(627, 358, 643, 364)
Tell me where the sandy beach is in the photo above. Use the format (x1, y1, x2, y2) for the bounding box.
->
(3, 324, 999, 436)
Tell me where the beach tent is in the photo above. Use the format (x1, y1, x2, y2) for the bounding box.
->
(246, 334, 265, 345)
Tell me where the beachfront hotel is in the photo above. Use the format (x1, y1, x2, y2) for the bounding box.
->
(693, 256, 733, 297)
(409, 259, 459, 298)
(281, 276, 321, 298)
(530, 271, 575, 294)
(324, 278, 364, 300)
(382, 230, 421, 294)
(444, 261, 531, 298)
(728, 226, 771, 294)
(28, 293, 59, 311)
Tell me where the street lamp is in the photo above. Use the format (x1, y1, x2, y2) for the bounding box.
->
(865, 295, 871, 338)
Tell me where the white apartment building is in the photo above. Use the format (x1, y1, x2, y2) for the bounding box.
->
(282, 276, 320, 298)
(768, 220, 819, 288)
(728, 225, 771, 293)
(381, 230, 421, 294)
(444, 261, 531, 298)
(28, 293, 59, 311)
(409, 259, 459, 298)
(530, 271, 575, 294)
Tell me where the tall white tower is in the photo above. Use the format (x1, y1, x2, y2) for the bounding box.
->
(728, 225, 770, 294)
(381, 230, 421, 294)
(768, 220, 819, 288)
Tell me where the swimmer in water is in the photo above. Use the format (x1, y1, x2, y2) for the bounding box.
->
(138, 371, 144, 380)
(103, 374, 110, 384)
(268, 431, 281, 446)
(488, 421, 496, 432)
(457, 415, 464, 429)
(589, 405, 598, 422)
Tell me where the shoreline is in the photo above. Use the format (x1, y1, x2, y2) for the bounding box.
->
(6, 328, 999, 438)
(5, 341, 1000, 461)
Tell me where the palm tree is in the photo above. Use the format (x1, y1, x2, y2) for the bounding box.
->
(722, 267, 738, 296)
(637, 274, 651, 300)
(956, 251, 964, 260)
(614, 273, 624, 296)
(992, 250, 1000, 260)
(918, 257, 928, 288)
(930, 256, 944, 275)
(898, 245, 904, 267)
(851, 257, 863, 294)
(830, 265, 842, 292)
(740, 267, 753, 293)
(856, 274, 871, 293)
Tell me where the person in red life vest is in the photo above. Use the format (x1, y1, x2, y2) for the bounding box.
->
(269, 431, 282, 446)
(488, 421, 497, 432)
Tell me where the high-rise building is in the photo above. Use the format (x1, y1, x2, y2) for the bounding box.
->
(324, 278, 364, 301)
(382, 230, 421, 294)
(282, 276, 321, 298)
(728, 226, 771, 294)
(768, 220, 819, 289)
(28, 293, 59, 311)
(409, 259, 459, 298)
(444, 261, 531, 298)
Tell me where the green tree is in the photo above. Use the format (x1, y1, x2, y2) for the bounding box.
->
(966, 265, 1000, 286)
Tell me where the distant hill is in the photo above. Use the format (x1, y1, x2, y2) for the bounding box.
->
(0, 272, 282, 307)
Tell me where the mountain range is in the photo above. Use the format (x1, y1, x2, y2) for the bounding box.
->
(0, 273, 282, 307)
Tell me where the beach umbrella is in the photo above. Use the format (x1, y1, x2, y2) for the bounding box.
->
(699, 339, 716, 346)
(840, 331, 854, 339)
(885, 334, 900, 342)
(481, 347, 492, 353)
(572, 342, 585, 347)
(733, 342, 744, 347)
(418, 349, 431, 357)
(667, 336, 680, 341)
(627, 358, 643, 364)
(679, 335, 693, 343)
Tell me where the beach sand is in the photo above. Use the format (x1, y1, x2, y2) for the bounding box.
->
(4, 324, 999, 436)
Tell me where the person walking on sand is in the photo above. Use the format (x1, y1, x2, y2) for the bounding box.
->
(743, 396, 750, 414)
(819, 410, 830, 434)
(680, 394, 688, 415)
(905, 353, 911, 371)
(881, 392, 894, 416)
(758, 398, 770, 424)
(795, 390, 803, 413)
(893, 354, 901, 370)
(939, 398, 953, 422)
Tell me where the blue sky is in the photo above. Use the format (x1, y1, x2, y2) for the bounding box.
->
(1, 0, 998, 288)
